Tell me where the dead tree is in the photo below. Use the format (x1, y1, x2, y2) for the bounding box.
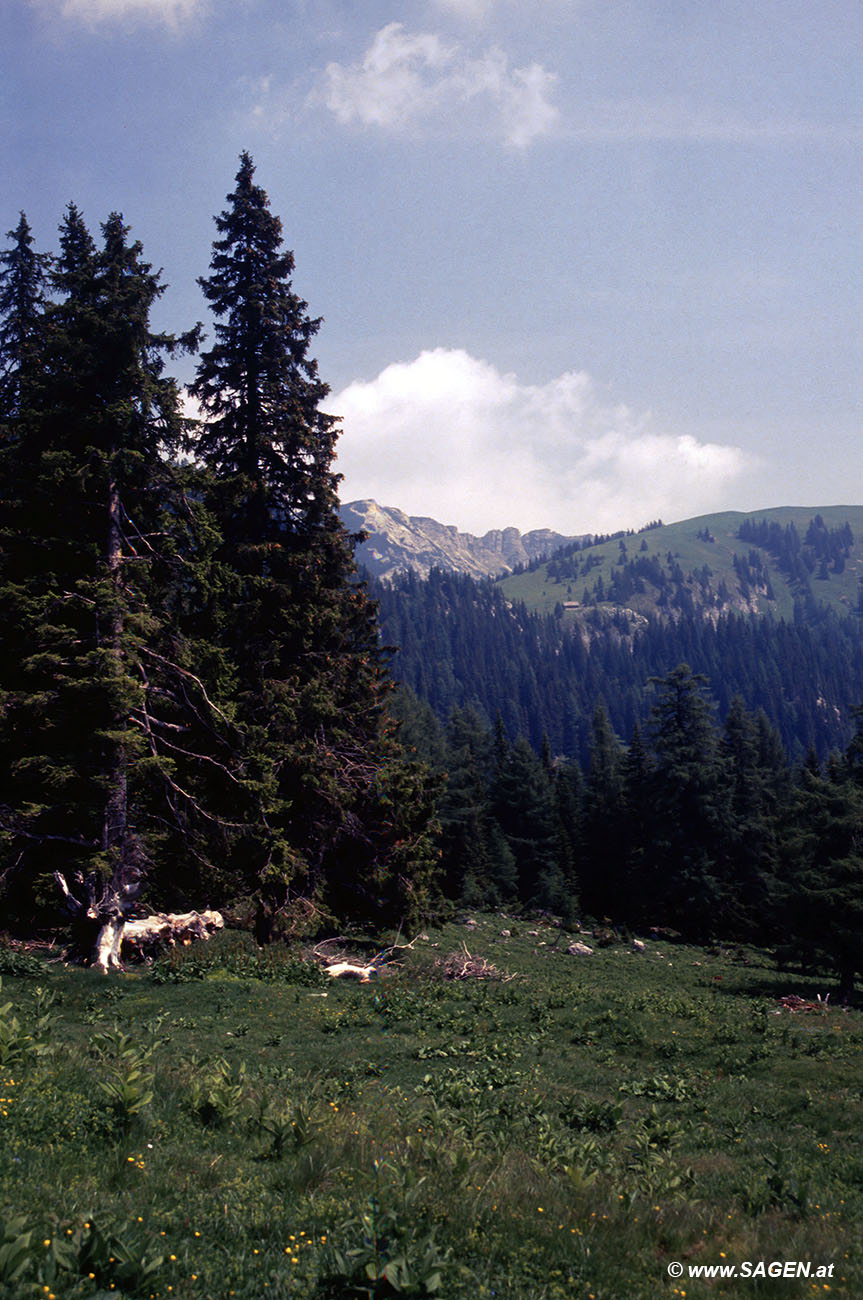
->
(54, 844, 144, 972)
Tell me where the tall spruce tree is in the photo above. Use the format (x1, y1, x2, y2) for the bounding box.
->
(580, 702, 626, 918)
(645, 663, 731, 935)
(491, 733, 564, 911)
(0, 207, 200, 946)
(438, 707, 517, 907)
(0, 216, 50, 631)
(619, 723, 655, 923)
(0, 213, 50, 421)
(190, 154, 437, 930)
(720, 696, 781, 937)
(779, 755, 863, 1002)
(549, 757, 582, 917)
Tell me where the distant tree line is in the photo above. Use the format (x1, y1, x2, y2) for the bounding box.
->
(517, 519, 663, 580)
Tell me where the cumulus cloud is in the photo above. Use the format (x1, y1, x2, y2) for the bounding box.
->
(38, 0, 204, 26)
(322, 26, 455, 131)
(318, 22, 558, 148)
(333, 348, 752, 535)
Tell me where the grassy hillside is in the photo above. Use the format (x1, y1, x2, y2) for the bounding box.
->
(1, 923, 860, 1298)
(499, 505, 863, 624)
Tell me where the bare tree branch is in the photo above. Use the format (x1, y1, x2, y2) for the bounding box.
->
(140, 645, 236, 731)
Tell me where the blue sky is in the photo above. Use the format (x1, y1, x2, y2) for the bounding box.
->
(4, 0, 863, 534)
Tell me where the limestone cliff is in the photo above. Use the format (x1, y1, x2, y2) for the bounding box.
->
(340, 499, 580, 581)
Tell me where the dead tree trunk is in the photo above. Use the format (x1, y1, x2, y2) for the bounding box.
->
(54, 860, 144, 971)
(102, 476, 129, 864)
(55, 480, 141, 969)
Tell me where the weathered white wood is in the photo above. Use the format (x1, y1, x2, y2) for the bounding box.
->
(54, 863, 144, 969)
(95, 919, 125, 972)
(118, 910, 224, 963)
(323, 961, 376, 982)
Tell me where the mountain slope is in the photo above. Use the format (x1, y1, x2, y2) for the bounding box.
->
(373, 559, 863, 765)
(340, 499, 580, 580)
(497, 505, 863, 624)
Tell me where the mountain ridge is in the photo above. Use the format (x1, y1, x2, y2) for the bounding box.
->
(343, 499, 863, 625)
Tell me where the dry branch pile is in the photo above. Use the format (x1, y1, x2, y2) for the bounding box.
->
(776, 993, 831, 1013)
(436, 943, 516, 982)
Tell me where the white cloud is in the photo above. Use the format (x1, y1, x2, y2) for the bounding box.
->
(318, 22, 558, 148)
(40, 0, 204, 27)
(322, 25, 456, 131)
(333, 348, 752, 535)
(496, 60, 559, 150)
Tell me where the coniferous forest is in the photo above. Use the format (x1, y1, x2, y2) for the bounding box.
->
(373, 565, 863, 998)
(2, 155, 863, 1001)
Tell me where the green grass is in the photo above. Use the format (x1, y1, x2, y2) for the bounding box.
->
(1, 920, 861, 1298)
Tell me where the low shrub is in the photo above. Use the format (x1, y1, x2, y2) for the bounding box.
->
(150, 929, 327, 986)
(0, 945, 45, 979)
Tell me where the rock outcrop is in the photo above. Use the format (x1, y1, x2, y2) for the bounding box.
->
(340, 499, 580, 581)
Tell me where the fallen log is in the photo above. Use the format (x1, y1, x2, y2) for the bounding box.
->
(119, 910, 224, 964)
(55, 864, 144, 973)
(55, 856, 225, 971)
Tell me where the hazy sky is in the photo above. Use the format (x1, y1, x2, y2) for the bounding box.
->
(5, 0, 863, 534)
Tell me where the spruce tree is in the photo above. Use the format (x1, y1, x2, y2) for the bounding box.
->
(438, 707, 516, 907)
(580, 703, 626, 918)
(0, 216, 51, 640)
(0, 207, 200, 942)
(549, 757, 583, 917)
(720, 696, 781, 937)
(491, 733, 563, 911)
(619, 723, 654, 923)
(191, 153, 437, 929)
(645, 663, 731, 935)
(0, 212, 50, 421)
(779, 756, 863, 1002)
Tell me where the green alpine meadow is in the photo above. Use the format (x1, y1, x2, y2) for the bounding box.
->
(2, 154, 863, 1298)
(0, 922, 861, 1298)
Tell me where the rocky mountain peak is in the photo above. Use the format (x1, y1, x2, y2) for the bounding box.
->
(340, 499, 580, 581)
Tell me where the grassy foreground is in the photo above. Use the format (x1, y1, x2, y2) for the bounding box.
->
(0, 919, 861, 1299)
